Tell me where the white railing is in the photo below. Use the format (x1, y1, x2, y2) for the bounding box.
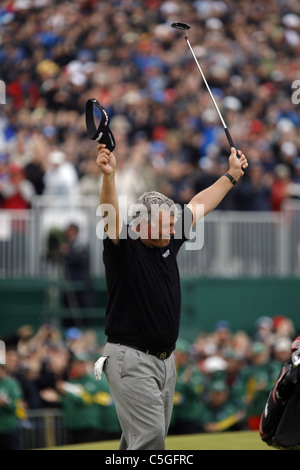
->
(0, 210, 35, 278)
(178, 210, 286, 277)
(0, 197, 300, 279)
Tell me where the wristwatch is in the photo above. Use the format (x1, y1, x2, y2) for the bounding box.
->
(224, 172, 237, 186)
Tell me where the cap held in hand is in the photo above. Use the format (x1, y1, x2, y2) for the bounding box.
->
(85, 98, 116, 152)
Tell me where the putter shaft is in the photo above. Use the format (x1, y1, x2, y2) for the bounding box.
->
(185, 37, 227, 130)
(172, 22, 239, 153)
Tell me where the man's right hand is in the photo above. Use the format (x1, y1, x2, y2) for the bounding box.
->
(96, 143, 116, 176)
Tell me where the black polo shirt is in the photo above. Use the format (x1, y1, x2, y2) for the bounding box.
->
(102, 207, 193, 352)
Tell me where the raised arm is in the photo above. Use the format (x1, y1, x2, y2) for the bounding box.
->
(96, 144, 123, 244)
(187, 148, 248, 226)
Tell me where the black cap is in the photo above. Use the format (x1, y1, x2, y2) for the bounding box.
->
(85, 98, 116, 152)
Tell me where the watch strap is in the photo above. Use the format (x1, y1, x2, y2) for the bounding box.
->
(224, 172, 237, 186)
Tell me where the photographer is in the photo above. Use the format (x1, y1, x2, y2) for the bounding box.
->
(259, 337, 300, 449)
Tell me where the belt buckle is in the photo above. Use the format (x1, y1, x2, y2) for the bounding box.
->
(157, 351, 168, 360)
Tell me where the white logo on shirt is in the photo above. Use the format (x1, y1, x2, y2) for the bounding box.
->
(162, 249, 170, 258)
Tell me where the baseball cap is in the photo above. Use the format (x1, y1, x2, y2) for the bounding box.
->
(85, 98, 116, 152)
(48, 150, 66, 166)
(251, 342, 266, 355)
(208, 380, 228, 393)
(65, 327, 82, 341)
(175, 339, 190, 353)
(214, 320, 230, 331)
(274, 337, 292, 352)
(256, 316, 273, 329)
(71, 352, 90, 362)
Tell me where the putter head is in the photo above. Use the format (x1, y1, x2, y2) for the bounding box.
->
(171, 22, 191, 31)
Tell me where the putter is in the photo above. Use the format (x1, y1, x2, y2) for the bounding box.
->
(171, 22, 241, 160)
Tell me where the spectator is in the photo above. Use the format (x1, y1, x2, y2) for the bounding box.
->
(55, 353, 105, 445)
(78, 159, 101, 198)
(0, 162, 36, 274)
(0, 364, 26, 450)
(0, 154, 10, 203)
(222, 348, 246, 399)
(231, 330, 252, 362)
(270, 164, 292, 211)
(240, 342, 279, 430)
(5, 348, 42, 410)
(24, 130, 48, 195)
(37, 343, 70, 408)
(59, 223, 93, 313)
(272, 337, 292, 368)
(171, 339, 205, 435)
(0, 162, 35, 209)
(3, 324, 34, 350)
(233, 161, 272, 211)
(197, 379, 246, 433)
(211, 320, 233, 354)
(113, 141, 157, 209)
(43, 150, 78, 198)
(273, 315, 296, 340)
(252, 316, 274, 347)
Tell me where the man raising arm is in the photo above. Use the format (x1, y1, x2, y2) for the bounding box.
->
(95, 143, 248, 451)
(96, 143, 122, 244)
(187, 148, 248, 226)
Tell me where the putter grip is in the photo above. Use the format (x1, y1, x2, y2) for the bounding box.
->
(224, 128, 243, 165)
(224, 128, 235, 149)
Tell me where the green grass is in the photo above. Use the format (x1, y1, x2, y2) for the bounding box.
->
(43, 431, 274, 450)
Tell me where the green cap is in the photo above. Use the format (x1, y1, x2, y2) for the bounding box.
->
(175, 339, 190, 353)
(252, 342, 266, 355)
(209, 380, 228, 392)
(71, 352, 90, 362)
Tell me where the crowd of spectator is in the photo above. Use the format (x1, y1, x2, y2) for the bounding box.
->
(0, 0, 299, 212)
(0, 313, 298, 448)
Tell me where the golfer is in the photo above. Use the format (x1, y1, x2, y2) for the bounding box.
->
(96, 143, 247, 450)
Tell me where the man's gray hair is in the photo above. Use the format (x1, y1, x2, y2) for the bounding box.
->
(129, 191, 177, 226)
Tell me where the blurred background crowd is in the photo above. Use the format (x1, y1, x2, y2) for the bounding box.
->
(0, 0, 300, 211)
(0, 313, 297, 449)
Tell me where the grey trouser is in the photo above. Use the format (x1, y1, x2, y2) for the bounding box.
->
(103, 342, 177, 450)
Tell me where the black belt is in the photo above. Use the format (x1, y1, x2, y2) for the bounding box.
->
(143, 348, 172, 360)
(110, 342, 172, 360)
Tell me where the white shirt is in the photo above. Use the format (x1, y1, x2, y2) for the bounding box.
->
(43, 162, 78, 197)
